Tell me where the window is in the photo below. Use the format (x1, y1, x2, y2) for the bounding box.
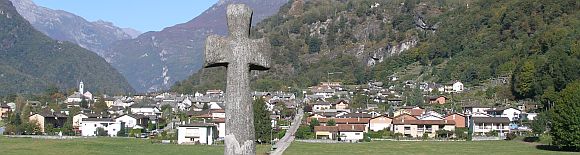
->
(355, 133, 361, 135)
(404, 127, 411, 131)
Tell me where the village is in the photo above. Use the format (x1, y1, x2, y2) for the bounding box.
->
(0, 77, 539, 145)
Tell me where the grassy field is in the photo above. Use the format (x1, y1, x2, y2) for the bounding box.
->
(284, 141, 577, 155)
(1, 136, 575, 155)
(0, 136, 271, 155)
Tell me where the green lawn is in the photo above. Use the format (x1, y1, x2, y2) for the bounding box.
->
(285, 141, 576, 155)
(2, 136, 574, 155)
(0, 136, 271, 155)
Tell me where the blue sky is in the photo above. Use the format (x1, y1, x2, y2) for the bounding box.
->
(33, 0, 218, 32)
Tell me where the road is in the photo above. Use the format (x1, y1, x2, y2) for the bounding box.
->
(270, 108, 304, 155)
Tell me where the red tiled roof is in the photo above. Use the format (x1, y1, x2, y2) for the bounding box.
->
(392, 119, 455, 125)
(337, 124, 366, 132)
(314, 126, 338, 132)
(308, 117, 370, 124)
(211, 118, 225, 123)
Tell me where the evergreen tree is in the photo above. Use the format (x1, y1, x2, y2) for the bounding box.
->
(253, 98, 272, 144)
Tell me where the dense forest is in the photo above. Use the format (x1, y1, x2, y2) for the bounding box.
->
(172, 0, 578, 105)
(0, 0, 134, 96)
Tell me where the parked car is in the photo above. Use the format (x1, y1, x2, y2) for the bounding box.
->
(136, 133, 148, 138)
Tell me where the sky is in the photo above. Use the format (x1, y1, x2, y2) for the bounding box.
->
(33, 0, 219, 32)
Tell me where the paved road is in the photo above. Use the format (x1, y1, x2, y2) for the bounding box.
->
(271, 108, 304, 155)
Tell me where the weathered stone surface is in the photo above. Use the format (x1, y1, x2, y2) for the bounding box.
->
(204, 3, 271, 155)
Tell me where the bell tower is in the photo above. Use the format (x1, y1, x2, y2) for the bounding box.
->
(79, 81, 84, 94)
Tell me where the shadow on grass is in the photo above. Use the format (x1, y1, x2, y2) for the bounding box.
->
(535, 145, 580, 153)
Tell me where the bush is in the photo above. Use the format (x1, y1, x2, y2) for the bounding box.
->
(506, 133, 518, 140)
(96, 127, 108, 136)
(129, 129, 142, 137)
(363, 133, 371, 142)
(422, 133, 430, 140)
(523, 136, 540, 142)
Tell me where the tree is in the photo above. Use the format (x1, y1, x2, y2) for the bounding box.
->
(62, 107, 80, 136)
(93, 95, 108, 114)
(530, 112, 548, 135)
(512, 59, 539, 99)
(79, 98, 89, 109)
(326, 119, 336, 126)
(309, 118, 320, 131)
(253, 98, 272, 144)
(550, 80, 580, 151)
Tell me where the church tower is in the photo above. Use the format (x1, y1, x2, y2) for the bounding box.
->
(79, 81, 84, 94)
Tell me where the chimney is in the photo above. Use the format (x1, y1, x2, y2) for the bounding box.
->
(445, 120, 448, 124)
(402, 119, 405, 123)
(352, 125, 354, 130)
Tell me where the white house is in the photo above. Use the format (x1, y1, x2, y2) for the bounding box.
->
(115, 115, 138, 128)
(80, 118, 121, 137)
(487, 107, 522, 122)
(72, 113, 100, 129)
(130, 104, 161, 116)
(338, 124, 365, 142)
(453, 81, 464, 92)
(369, 115, 392, 132)
(312, 102, 332, 112)
(177, 123, 217, 145)
(444, 81, 464, 93)
(472, 117, 510, 137)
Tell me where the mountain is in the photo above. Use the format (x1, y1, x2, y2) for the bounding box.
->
(107, 0, 289, 92)
(172, 0, 579, 101)
(9, 0, 140, 60)
(172, 0, 450, 93)
(0, 0, 134, 95)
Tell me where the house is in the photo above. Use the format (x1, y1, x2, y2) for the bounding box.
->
(72, 113, 101, 129)
(108, 106, 125, 115)
(80, 118, 121, 137)
(211, 118, 226, 139)
(462, 105, 491, 115)
(392, 119, 456, 138)
(311, 86, 336, 99)
(337, 124, 366, 142)
(314, 126, 338, 140)
(387, 98, 403, 106)
(312, 102, 332, 112)
(392, 113, 418, 122)
(394, 107, 425, 117)
(472, 117, 510, 137)
(0, 104, 11, 120)
(486, 107, 522, 122)
(417, 113, 444, 121)
(425, 96, 448, 104)
(130, 104, 161, 116)
(115, 114, 149, 129)
(308, 117, 371, 132)
(177, 123, 217, 145)
(338, 113, 372, 118)
(444, 81, 464, 93)
(369, 115, 392, 131)
(334, 100, 349, 110)
(29, 112, 68, 133)
(444, 113, 466, 128)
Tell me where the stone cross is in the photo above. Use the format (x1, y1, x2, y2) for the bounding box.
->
(204, 4, 271, 155)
